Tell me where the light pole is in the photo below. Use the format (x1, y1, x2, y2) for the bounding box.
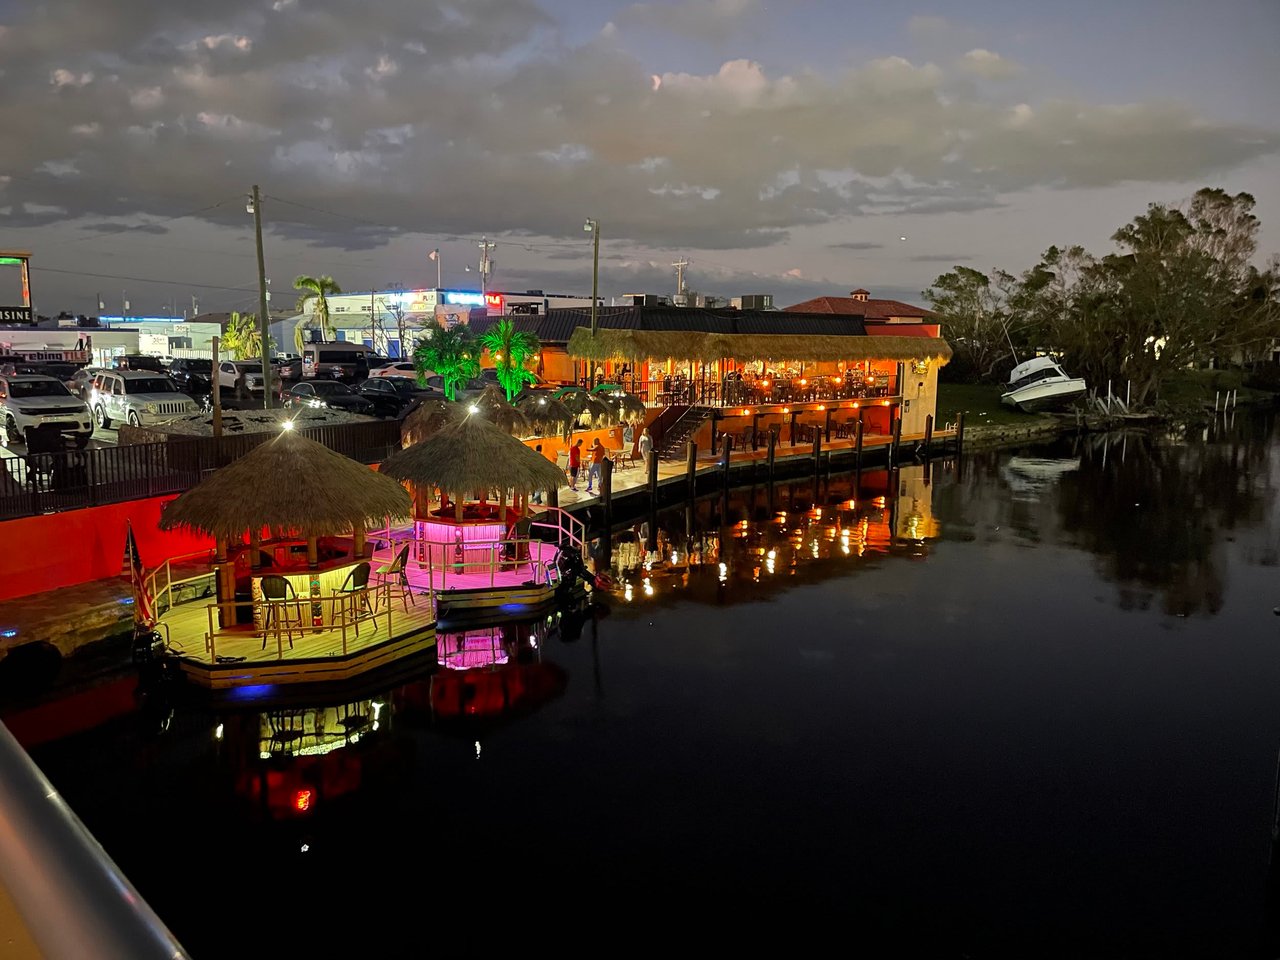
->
(429, 248, 441, 290)
(248, 185, 273, 407)
(584, 218, 599, 386)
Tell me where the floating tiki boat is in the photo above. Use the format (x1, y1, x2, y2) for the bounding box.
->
(147, 429, 436, 690)
(378, 411, 595, 625)
(1000, 357, 1088, 412)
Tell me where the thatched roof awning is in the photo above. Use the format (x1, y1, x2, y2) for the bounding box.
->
(565, 327, 952, 364)
(717, 334, 953, 364)
(159, 430, 411, 540)
(381, 414, 565, 496)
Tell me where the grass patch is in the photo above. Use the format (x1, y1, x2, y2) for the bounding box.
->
(936, 382, 1052, 427)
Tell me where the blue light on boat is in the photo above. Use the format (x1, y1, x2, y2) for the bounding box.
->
(1, 629, 17, 638)
(225, 684, 279, 700)
(118, 598, 135, 605)
(499, 603, 530, 612)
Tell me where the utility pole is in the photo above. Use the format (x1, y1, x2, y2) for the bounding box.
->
(584, 218, 599, 386)
(477, 237, 495, 298)
(211, 334, 223, 439)
(249, 184, 273, 407)
(673, 257, 689, 296)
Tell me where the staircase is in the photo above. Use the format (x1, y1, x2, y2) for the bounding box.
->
(655, 406, 713, 460)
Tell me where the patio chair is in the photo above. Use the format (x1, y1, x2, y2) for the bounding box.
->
(259, 575, 303, 649)
(374, 543, 415, 612)
(337, 561, 374, 635)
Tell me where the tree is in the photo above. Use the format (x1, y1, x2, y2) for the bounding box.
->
(220, 311, 273, 360)
(294, 275, 342, 352)
(922, 267, 1017, 382)
(478, 318, 541, 400)
(413, 324, 479, 401)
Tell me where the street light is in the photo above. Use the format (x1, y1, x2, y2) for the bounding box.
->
(584, 218, 599, 386)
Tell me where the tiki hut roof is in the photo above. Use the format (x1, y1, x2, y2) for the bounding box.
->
(473, 383, 530, 436)
(158, 429, 411, 540)
(566, 327, 952, 365)
(380, 414, 565, 495)
(515, 393, 575, 438)
(400, 397, 464, 448)
(555, 387, 617, 426)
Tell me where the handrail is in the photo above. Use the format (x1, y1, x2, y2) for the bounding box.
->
(0, 720, 191, 959)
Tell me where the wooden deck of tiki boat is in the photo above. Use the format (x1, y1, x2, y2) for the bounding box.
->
(149, 551, 437, 690)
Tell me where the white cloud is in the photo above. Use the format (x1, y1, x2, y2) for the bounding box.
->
(129, 86, 163, 109)
(366, 55, 399, 80)
(50, 68, 93, 87)
(70, 122, 100, 136)
(960, 49, 1022, 79)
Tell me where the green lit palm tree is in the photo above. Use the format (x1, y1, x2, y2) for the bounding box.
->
(294, 275, 342, 351)
(413, 324, 479, 401)
(478, 318, 541, 401)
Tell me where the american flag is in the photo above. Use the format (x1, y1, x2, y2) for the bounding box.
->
(125, 521, 156, 629)
(428, 249, 438, 261)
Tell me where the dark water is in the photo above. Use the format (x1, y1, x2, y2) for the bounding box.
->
(23, 412, 1280, 957)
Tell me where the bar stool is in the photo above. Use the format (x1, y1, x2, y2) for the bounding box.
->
(259, 575, 303, 649)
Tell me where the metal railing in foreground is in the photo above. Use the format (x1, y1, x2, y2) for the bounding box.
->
(0, 720, 191, 959)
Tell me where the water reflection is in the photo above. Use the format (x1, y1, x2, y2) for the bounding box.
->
(601, 464, 941, 608)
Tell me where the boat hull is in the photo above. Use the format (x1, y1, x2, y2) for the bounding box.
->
(1001, 378, 1087, 413)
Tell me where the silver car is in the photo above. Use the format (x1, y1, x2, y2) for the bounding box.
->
(90, 371, 197, 428)
(0, 374, 93, 448)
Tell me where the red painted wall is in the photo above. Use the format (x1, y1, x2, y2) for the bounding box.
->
(0, 495, 214, 601)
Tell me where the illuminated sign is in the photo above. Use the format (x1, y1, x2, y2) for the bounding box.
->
(443, 292, 485, 306)
(0, 307, 32, 323)
(484, 293, 504, 311)
(0, 250, 32, 323)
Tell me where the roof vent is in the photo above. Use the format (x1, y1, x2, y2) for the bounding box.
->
(850, 289, 869, 301)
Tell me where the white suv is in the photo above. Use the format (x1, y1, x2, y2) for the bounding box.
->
(0, 374, 94, 448)
(90, 370, 198, 428)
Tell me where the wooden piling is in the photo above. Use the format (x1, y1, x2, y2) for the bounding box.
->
(721, 435, 733, 491)
(955, 411, 966, 457)
(767, 428, 777, 484)
(686, 440, 698, 500)
(600, 458, 613, 566)
(923, 414, 933, 460)
(812, 433, 821, 491)
(647, 444, 659, 496)
(854, 418, 864, 475)
(889, 409, 902, 469)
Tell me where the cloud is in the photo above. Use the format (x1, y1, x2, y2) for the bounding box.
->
(617, 0, 763, 41)
(909, 253, 974, 262)
(80, 221, 171, 235)
(959, 48, 1022, 79)
(0, 0, 1275, 266)
(829, 241, 884, 251)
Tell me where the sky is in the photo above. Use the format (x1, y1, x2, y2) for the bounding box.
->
(2, 0, 1278, 318)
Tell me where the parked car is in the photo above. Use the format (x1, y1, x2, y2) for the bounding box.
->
(284, 380, 375, 416)
(111, 354, 166, 373)
(216, 360, 282, 401)
(371, 361, 419, 379)
(0, 374, 94, 448)
(422, 375, 485, 401)
(272, 356, 303, 380)
(89, 371, 198, 428)
(355, 376, 441, 418)
(168, 358, 212, 389)
(68, 366, 109, 401)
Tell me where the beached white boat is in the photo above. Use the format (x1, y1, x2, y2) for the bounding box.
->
(1000, 357, 1087, 412)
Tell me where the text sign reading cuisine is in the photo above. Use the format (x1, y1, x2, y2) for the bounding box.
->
(0, 306, 32, 323)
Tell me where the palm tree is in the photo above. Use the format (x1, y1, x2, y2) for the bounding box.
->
(294, 275, 342, 351)
(220, 311, 272, 360)
(413, 324, 479, 401)
(478, 318, 541, 401)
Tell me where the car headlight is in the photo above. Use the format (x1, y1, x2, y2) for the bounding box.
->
(144, 403, 157, 413)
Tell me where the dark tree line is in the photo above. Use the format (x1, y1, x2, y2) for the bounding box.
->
(924, 188, 1280, 404)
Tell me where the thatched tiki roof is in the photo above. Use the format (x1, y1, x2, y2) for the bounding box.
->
(380, 414, 565, 497)
(566, 326, 953, 365)
(515, 393, 575, 438)
(473, 383, 530, 436)
(158, 429, 411, 540)
(400, 397, 463, 448)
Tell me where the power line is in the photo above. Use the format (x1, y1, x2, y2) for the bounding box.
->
(32, 265, 258, 293)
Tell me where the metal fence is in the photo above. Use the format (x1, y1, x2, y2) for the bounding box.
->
(0, 419, 403, 520)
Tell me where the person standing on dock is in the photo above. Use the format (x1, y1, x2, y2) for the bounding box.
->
(586, 437, 607, 493)
(568, 438, 583, 491)
(638, 427, 653, 475)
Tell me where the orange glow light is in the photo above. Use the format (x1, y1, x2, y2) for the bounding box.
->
(818, 404, 825, 410)
(293, 789, 315, 813)
(742, 409, 751, 416)
(760, 379, 770, 388)
(883, 400, 891, 406)
(799, 378, 807, 386)
(783, 407, 789, 414)
(833, 377, 842, 385)
(852, 402, 859, 409)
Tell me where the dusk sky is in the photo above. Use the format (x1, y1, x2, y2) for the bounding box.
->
(3, 0, 1278, 318)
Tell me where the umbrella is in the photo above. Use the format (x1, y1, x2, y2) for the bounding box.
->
(399, 397, 463, 448)
(607, 391, 646, 423)
(554, 387, 616, 427)
(515, 393, 576, 438)
(472, 383, 530, 437)
(381, 413, 565, 498)
(158, 429, 411, 541)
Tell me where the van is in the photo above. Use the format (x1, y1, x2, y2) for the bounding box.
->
(302, 343, 373, 382)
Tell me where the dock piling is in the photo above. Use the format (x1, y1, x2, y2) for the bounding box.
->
(686, 440, 697, 500)
(812, 433, 821, 492)
(767, 428, 777, 484)
(923, 414, 933, 460)
(600, 458, 613, 566)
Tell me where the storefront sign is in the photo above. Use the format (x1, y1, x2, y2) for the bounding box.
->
(0, 306, 32, 323)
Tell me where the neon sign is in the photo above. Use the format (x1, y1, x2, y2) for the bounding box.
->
(484, 293, 504, 311)
(443, 292, 485, 306)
